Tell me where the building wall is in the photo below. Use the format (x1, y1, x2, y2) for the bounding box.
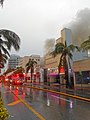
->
(8, 54, 21, 69)
(45, 53, 60, 69)
(73, 59, 90, 84)
(56, 37, 63, 44)
(61, 28, 72, 46)
(44, 28, 90, 84)
(45, 28, 72, 69)
(73, 58, 90, 72)
(19, 56, 30, 68)
(19, 55, 41, 69)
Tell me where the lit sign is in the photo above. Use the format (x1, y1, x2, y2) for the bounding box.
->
(60, 67, 65, 74)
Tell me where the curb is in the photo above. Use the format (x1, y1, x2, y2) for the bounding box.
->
(26, 85, 90, 103)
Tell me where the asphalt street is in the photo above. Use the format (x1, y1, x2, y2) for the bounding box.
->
(1, 84, 90, 120)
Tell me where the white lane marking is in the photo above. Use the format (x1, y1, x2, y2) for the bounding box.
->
(51, 95, 73, 103)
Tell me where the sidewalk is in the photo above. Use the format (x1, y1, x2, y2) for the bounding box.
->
(29, 82, 90, 99)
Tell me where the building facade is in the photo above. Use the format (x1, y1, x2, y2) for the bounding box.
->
(8, 54, 21, 69)
(19, 54, 41, 69)
(7, 54, 43, 82)
(73, 58, 90, 84)
(45, 28, 90, 84)
(19, 55, 41, 81)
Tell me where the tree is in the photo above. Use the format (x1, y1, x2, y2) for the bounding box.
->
(0, 29, 20, 69)
(0, 2, 20, 120)
(50, 42, 80, 88)
(81, 36, 90, 51)
(25, 59, 37, 83)
(0, 96, 10, 120)
(0, 29, 20, 53)
(0, 54, 8, 69)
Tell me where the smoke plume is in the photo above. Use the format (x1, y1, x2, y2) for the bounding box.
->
(68, 8, 90, 45)
(44, 38, 55, 54)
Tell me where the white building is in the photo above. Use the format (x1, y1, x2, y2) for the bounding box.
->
(8, 54, 21, 69)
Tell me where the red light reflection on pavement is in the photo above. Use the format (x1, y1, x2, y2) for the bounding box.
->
(15, 87, 19, 96)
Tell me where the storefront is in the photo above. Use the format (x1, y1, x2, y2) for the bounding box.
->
(73, 58, 90, 84)
(75, 71, 90, 84)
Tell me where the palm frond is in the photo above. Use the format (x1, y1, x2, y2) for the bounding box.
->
(26, 66, 30, 73)
(1, 46, 10, 57)
(81, 41, 90, 51)
(68, 44, 80, 52)
(50, 51, 57, 57)
(50, 42, 65, 57)
(55, 43, 64, 51)
(68, 52, 73, 60)
(25, 59, 37, 68)
(81, 36, 90, 51)
(0, 54, 8, 60)
(0, 37, 4, 44)
(0, 53, 8, 64)
(82, 45, 90, 51)
(0, 29, 20, 51)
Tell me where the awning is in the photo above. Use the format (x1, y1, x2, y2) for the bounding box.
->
(49, 73, 59, 76)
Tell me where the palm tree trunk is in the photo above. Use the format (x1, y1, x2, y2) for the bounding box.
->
(31, 68, 33, 83)
(64, 56, 69, 88)
(25, 68, 29, 83)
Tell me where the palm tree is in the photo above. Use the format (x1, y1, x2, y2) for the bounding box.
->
(0, 53, 8, 69)
(50, 42, 80, 88)
(3, 68, 15, 76)
(0, 29, 20, 52)
(25, 59, 37, 83)
(81, 36, 90, 51)
(0, 29, 20, 69)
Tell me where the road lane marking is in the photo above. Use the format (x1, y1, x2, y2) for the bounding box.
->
(18, 96, 46, 120)
(10, 115, 14, 118)
(8, 100, 21, 106)
(9, 89, 46, 120)
(51, 95, 73, 103)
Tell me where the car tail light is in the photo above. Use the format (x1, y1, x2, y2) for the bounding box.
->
(5, 78, 8, 82)
(16, 80, 20, 84)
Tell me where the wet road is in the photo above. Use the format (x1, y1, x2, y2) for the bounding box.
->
(1, 84, 90, 120)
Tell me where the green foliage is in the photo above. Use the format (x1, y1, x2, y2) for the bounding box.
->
(0, 97, 10, 120)
(25, 59, 37, 73)
(81, 36, 90, 51)
(0, 29, 21, 72)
